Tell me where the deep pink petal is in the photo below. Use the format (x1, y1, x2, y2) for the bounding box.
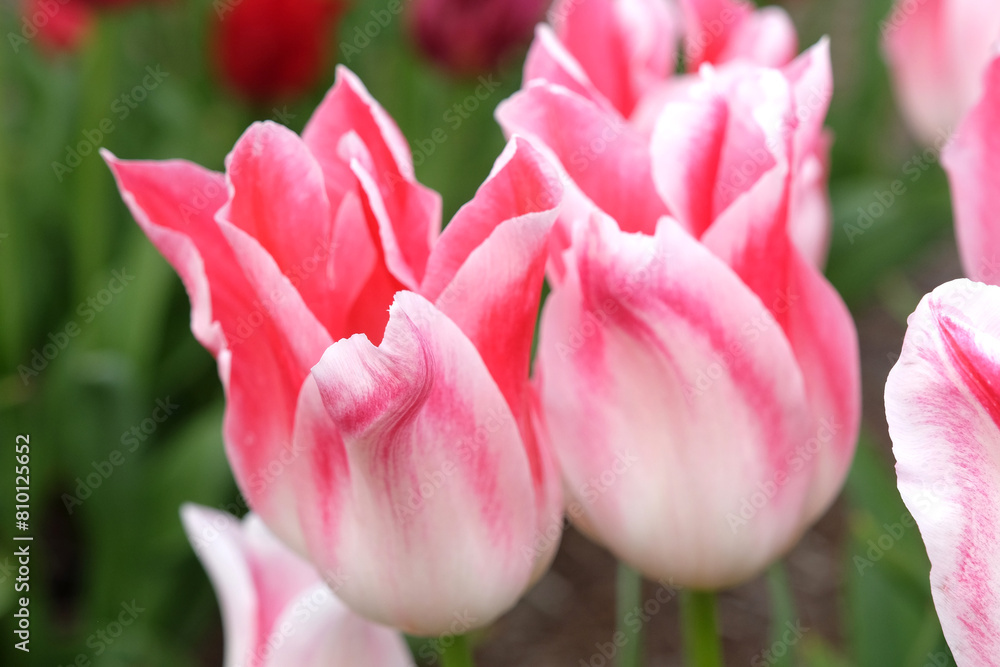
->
(650, 90, 730, 237)
(302, 66, 442, 288)
(547, 0, 676, 117)
(220, 121, 342, 335)
(886, 279, 1000, 666)
(680, 0, 752, 68)
(103, 153, 333, 552)
(496, 83, 667, 236)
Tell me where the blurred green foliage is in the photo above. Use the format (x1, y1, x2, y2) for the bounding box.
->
(0, 0, 963, 663)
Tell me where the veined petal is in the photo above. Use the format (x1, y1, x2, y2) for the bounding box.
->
(302, 292, 539, 634)
(886, 279, 1000, 667)
(536, 214, 813, 587)
(702, 167, 860, 522)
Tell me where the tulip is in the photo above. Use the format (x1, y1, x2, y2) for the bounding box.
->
(679, 0, 798, 71)
(22, 0, 93, 53)
(180, 505, 414, 666)
(410, 0, 550, 75)
(529, 120, 859, 587)
(885, 278, 1000, 665)
(942, 55, 1000, 286)
(18, 0, 149, 54)
(212, 0, 345, 103)
(104, 66, 564, 634)
(499, 0, 833, 269)
(883, 0, 1000, 143)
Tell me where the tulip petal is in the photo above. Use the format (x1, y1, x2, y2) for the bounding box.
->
(303, 66, 442, 288)
(104, 153, 334, 552)
(220, 121, 341, 334)
(537, 214, 814, 587)
(421, 139, 564, 568)
(702, 167, 860, 522)
(300, 292, 538, 634)
(650, 90, 730, 237)
(497, 83, 667, 236)
(722, 6, 797, 68)
(265, 584, 414, 667)
(523, 25, 616, 110)
(181, 506, 414, 667)
(547, 0, 676, 117)
(886, 279, 1000, 667)
(680, 0, 795, 69)
(181, 506, 321, 667)
(943, 56, 1000, 285)
(883, 0, 1000, 143)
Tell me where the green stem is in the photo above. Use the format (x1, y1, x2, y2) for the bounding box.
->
(680, 590, 724, 667)
(767, 563, 795, 667)
(616, 562, 643, 667)
(440, 634, 475, 667)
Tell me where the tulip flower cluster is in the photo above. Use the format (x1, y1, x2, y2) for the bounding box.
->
(883, 2, 1000, 666)
(104, 0, 866, 662)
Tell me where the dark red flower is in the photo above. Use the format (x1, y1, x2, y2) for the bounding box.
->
(213, 0, 345, 103)
(411, 0, 550, 75)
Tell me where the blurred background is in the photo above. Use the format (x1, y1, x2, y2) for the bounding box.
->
(0, 0, 960, 664)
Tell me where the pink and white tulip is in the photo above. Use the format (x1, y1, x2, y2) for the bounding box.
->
(942, 55, 1000, 285)
(885, 278, 1000, 666)
(499, 0, 833, 268)
(883, 0, 1000, 143)
(181, 505, 414, 667)
(105, 66, 564, 635)
(679, 0, 797, 71)
(531, 135, 860, 587)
